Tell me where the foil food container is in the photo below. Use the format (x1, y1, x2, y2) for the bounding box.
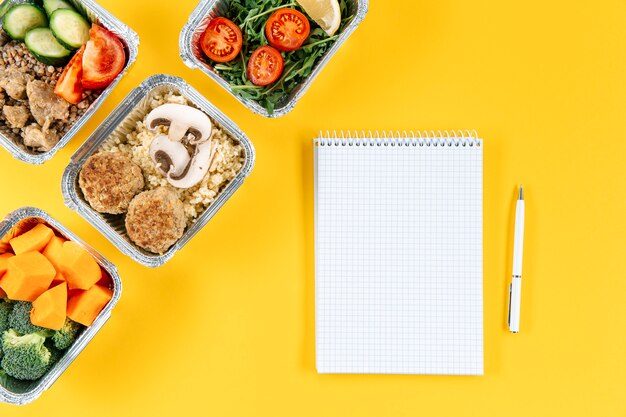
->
(62, 74, 256, 268)
(0, 0, 139, 165)
(179, 0, 368, 118)
(0, 207, 122, 406)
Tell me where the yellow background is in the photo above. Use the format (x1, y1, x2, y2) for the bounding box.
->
(1, 0, 625, 415)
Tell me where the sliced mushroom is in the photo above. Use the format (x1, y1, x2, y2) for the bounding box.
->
(149, 134, 191, 177)
(145, 104, 212, 144)
(166, 139, 218, 189)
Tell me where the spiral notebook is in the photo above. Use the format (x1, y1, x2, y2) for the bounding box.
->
(314, 130, 483, 375)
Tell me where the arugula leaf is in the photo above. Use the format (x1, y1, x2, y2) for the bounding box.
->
(211, 0, 354, 115)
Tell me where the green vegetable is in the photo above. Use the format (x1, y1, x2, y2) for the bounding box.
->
(212, 0, 354, 114)
(2, 4, 48, 41)
(43, 0, 74, 16)
(1, 329, 51, 380)
(24, 27, 73, 66)
(51, 318, 83, 350)
(0, 301, 11, 361)
(0, 367, 31, 392)
(49, 8, 90, 49)
(0, 300, 12, 334)
(45, 340, 64, 369)
(0, 369, 8, 385)
(8, 301, 53, 337)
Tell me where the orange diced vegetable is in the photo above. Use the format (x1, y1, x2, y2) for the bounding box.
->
(42, 235, 66, 271)
(59, 241, 101, 290)
(0, 252, 13, 277)
(52, 271, 66, 285)
(0, 252, 56, 301)
(9, 223, 54, 255)
(0, 242, 10, 254)
(66, 284, 112, 326)
(31, 282, 67, 330)
(0, 253, 13, 299)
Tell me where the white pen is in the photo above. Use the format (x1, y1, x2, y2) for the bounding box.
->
(508, 185, 525, 333)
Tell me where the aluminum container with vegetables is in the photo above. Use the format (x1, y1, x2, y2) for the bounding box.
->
(62, 74, 256, 268)
(0, 0, 139, 165)
(179, 0, 368, 118)
(0, 207, 121, 406)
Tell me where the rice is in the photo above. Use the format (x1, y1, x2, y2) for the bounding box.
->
(101, 90, 245, 226)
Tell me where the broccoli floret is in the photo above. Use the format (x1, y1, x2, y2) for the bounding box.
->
(0, 300, 12, 333)
(0, 368, 8, 385)
(51, 318, 83, 350)
(0, 367, 30, 392)
(0, 300, 12, 360)
(44, 340, 64, 370)
(8, 301, 52, 337)
(1, 330, 51, 380)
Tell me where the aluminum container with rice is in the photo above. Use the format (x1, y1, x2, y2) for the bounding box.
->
(179, 0, 368, 118)
(0, 207, 121, 405)
(0, 0, 139, 164)
(62, 74, 255, 267)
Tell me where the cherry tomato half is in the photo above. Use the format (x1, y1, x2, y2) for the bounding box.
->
(200, 17, 243, 63)
(265, 8, 310, 52)
(55, 46, 84, 104)
(247, 46, 284, 86)
(81, 24, 126, 90)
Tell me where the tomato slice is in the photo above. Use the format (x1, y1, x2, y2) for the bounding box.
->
(247, 46, 284, 86)
(55, 46, 84, 104)
(265, 8, 310, 52)
(200, 17, 243, 63)
(81, 24, 126, 90)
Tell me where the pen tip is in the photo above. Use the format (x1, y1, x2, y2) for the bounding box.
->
(519, 185, 524, 200)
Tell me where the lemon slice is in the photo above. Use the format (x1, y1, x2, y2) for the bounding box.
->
(296, 0, 341, 36)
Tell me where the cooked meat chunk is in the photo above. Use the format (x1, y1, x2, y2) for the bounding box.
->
(0, 67, 33, 100)
(3, 105, 30, 128)
(79, 152, 145, 214)
(22, 124, 60, 151)
(125, 187, 186, 254)
(0, 40, 102, 155)
(26, 80, 69, 128)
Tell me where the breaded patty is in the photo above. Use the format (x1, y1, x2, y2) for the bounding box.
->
(79, 152, 145, 214)
(125, 187, 186, 254)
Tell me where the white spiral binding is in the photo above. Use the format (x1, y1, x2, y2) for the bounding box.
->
(315, 130, 481, 147)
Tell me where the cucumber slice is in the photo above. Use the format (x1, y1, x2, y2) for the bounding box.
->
(43, 0, 74, 16)
(49, 8, 89, 49)
(24, 27, 71, 65)
(2, 4, 47, 41)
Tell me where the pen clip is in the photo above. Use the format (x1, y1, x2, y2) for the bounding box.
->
(507, 283, 512, 328)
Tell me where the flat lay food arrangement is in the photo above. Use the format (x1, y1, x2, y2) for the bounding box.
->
(0, 0, 366, 403)
(0, 0, 623, 416)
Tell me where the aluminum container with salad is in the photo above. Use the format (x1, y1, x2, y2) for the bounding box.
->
(180, 0, 368, 117)
(0, 0, 138, 164)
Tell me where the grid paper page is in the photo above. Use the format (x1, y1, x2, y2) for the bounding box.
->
(314, 137, 483, 375)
